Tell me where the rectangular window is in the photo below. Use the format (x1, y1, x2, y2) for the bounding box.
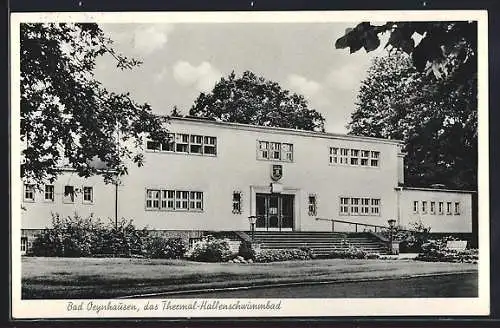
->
(149, 133, 216, 156)
(176, 191, 189, 210)
(146, 140, 160, 151)
(203, 136, 217, 155)
(446, 202, 452, 215)
(270, 142, 281, 160)
(413, 201, 419, 213)
(282, 143, 293, 162)
(340, 197, 350, 215)
(161, 133, 175, 152)
(258, 141, 293, 162)
(83, 186, 93, 204)
(232, 192, 242, 214)
(340, 148, 349, 165)
(454, 202, 460, 215)
(146, 189, 160, 209)
(438, 202, 444, 215)
(430, 201, 436, 214)
(21, 237, 27, 253)
(370, 151, 380, 167)
(190, 135, 203, 154)
(63, 185, 75, 203)
(329, 147, 338, 164)
(340, 197, 380, 216)
(371, 198, 380, 215)
(350, 197, 360, 214)
(24, 184, 35, 202)
(258, 141, 269, 159)
(44, 185, 54, 202)
(360, 150, 370, 166)
(189, 191, 203, 210)
(422, 201, 427, 214)
(329, 147, 380, 167)
(175, 134, 189, 153)
(161, 190, 175, 210)
(361, 198, 370, 215)
(308, 195, 317, 216)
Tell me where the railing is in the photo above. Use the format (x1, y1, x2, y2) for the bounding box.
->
(315, 217, 405, 233)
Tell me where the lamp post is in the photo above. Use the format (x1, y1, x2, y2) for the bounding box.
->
(387, 219, 396, 254)
(248, 216, 257, 242)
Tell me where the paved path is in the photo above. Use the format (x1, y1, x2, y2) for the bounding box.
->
(157, 272, 477, 299)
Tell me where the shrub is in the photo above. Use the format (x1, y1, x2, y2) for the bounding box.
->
(254, 248, 311, 263)
(328, 246, 369, 259)
(94, 218, 148, 257)
(30, 213, 103, 257)
(143, 236, 187, 259)
(380, 220, 431, 253)
(238, 240, 256, 260)
(30, 214, 148, 258)
(185, 235, 232, 262)
(415, 237, 478, 263)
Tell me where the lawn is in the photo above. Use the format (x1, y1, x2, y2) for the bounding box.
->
(21, 257, 478, 299)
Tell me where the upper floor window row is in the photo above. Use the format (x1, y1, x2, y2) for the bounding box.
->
(257, 141, 293, 162)
(147, 133, 217, 156)
(329, 147, 380, 167)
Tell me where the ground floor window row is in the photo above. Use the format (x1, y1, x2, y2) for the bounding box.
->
(146, 189, 204, 211)
(23, 184, 93, 204)
(340, 197, 381, 216)
(413, 200, 460, 215)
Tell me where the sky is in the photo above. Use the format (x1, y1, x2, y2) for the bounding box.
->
(94, 23, 389, 134)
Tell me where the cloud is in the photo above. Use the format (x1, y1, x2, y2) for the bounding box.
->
(106, 24, 174, 56)
(172, 61, 222, 92)
(132, 24, 173, 55)
(286, 74, 330, 108)
(325, 64, 369, 92)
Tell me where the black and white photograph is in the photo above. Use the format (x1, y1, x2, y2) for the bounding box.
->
(10, 10, 489, 318)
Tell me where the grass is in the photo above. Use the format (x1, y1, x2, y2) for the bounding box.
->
(21, 257, 478, 299)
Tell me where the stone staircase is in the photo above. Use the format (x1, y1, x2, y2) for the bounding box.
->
(246, 231, 389, 257)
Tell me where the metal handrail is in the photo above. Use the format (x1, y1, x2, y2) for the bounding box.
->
(315, 217, 408, 233)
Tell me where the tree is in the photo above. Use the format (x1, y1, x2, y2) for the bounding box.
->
(21, 23, 169, 185)
(348, 52, 477, 189)
(335, 21, 477, 81)
(188, 71, 325, 131)
(170, 105, 183, 117)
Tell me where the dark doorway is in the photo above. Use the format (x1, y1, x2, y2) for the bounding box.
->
(255, 193, 294, 231)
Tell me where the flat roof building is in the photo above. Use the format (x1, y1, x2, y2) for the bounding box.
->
(20, 117, 474, 252)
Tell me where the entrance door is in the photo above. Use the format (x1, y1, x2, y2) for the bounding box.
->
(255, 193, 294, 231)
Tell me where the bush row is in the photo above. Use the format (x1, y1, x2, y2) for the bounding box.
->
(326, 246, 380, 260)
(254, 248, 312, 263)
(29, 214, 186, 259)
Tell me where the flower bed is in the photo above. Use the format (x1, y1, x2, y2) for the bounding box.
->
(415, 238, 478, 263)
(254, 248, 312, 263)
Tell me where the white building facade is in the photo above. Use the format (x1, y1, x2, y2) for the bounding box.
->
(21, 117, 474, 251)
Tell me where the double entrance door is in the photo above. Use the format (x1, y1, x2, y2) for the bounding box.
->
(255, 193, 294, 231)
